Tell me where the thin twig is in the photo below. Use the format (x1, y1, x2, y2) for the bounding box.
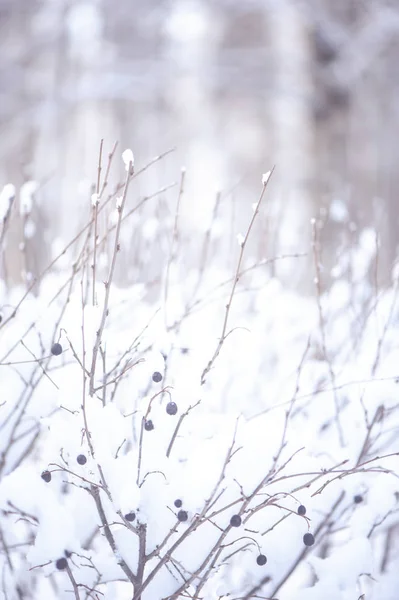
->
(164, 168, 185, 327)
(201, 169, 274, 384)
(166, 400, 201, 458)
(311, 219, 344, 446)
(89, 164, 132, 395)
(66, 562, 81, 600)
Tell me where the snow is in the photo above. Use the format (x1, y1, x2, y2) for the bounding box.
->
(1, 177, 399, 600)
(262, 170, 271, 185)
(0, 183, 15, 220)
(122, 149, 134, 171)
(24, 219, 36, 239)
(236, 232, 244, 246)
(19, 181, 38, 216)
(329, 198, 349, 222)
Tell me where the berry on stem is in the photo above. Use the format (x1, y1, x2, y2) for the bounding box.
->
(256, 554, 267, 566)
(303, 533, 315, 547)
(144, 420, 154, 431)
(51, 343, 62, 356)
(177, 510, 188, 522)
(174, 499, 182, 508)
(77, 454, 87, 465)
(152, 371, 162, 383)
(230, 515, 241, 528)
(297, 504, 307, 516)
(166, 402, 178, 416)
(41, 470, 51, 483)
(354, 495, 363, 504)
(55, 557, 68, 570)
(125, 512, 136, 522)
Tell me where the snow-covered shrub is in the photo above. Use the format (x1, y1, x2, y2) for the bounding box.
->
(0, 149, 398, 600)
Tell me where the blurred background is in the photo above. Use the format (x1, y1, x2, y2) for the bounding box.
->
(1, 0, 399, 292)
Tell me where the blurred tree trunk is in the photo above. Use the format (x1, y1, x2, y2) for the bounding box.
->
(311, 0, 399, 287)
(0, 0, 44, 288)
(269, 0, 315, 292)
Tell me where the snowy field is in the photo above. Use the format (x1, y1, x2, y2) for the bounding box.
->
(0, 151, 398, 600)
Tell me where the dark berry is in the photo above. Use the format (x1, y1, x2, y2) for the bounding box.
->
(230, 515, 241, 527)
(152, 371, 162, 383)
(55, 557, 68, 570)
(166, 402, 178, 416)
(51, 343, 62, 356)
(177, 510, 188, 522)
(41, 470, 51, 483)
(144, 420, 154, 431)
(256, 554, 267, 566)
(354, 495, 363, 504)
(174, 499, 182, 508)
(297, 504, 307, 516)
(76, 454, 87, 465)
(124, 512, 136, 522)
(303, 533, 315, 547)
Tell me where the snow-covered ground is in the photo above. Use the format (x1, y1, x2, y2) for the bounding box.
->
(0, 162, 398, 600)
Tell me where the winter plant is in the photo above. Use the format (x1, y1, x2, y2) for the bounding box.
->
(0, 143, 399, 600)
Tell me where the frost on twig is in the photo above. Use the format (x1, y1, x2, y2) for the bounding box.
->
(122, 148, 135, 175)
